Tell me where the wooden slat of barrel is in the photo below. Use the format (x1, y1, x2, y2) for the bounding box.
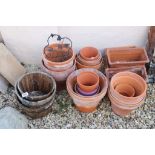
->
(0, 43, 26, 86)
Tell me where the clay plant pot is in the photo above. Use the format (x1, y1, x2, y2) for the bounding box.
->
(76, 58, 103, 70)
(17, 72, 55, 101)
(114, 84, 135, 97)
(77, 53, 102, 66)
(80, 47, 100, 61)
(42, 60, 76, 82)
(77, 72, 99, 92)
(66, 68, 108, 113)
(43, 44, 75, 68)
(106, 47, 149, 68)
(109, 71, 147, 116)
(105, 65, 148, 81)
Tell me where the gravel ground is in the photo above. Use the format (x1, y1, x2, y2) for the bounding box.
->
(0, 64, 155, 129)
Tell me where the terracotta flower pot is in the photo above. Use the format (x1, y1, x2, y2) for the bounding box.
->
(77, 53, 102, 66)
(42, 60, 76, 82)
(106, 47, 149, 68)
(80, 47, 100, 61)
(115, 84, 135, 97)
(66, 68, 108, 113)
(76, 58, 103, 70)
(77, 72, 99, 92)
(105, 65, 148, 81)
(109, 71, 147, 116)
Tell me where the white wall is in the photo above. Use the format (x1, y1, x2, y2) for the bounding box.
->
(0, 32, 3, 42)
(0, 26, 149, 64)
(0, 26, 58, 64)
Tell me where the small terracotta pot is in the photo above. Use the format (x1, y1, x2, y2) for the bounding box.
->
(76, 58, 102, 70)
(66, 68, 108, 113)
(41, 60, 76, 82)
(115, 84, 135, 97)
(80, 47, 100, 61)
(77, 72, 99, 92)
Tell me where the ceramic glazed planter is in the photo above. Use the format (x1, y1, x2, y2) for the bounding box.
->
(109, 71, 147, 116)
(106, 47, 149, 68)
(66, 68, 108, 113)
(80, 47, 100, 61)
(77, 72, 99, 92)
(105, 66, 148, 81)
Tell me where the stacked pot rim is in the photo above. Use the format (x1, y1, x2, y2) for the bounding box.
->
(76, 47, 103, 70)
(109, 71, 147, 116)
(42, 43, 76, 91)
(15, 72, 56, 119)
(66, 68, 108, 112)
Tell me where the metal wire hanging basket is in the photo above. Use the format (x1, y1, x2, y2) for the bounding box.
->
(44, 33, 73, 62)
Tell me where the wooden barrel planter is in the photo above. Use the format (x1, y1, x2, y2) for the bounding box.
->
(15, 72, 56, 119)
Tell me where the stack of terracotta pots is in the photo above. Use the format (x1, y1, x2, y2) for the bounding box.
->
(66, 68, 108, 112)
(105, 46, 149, 81)
(76, 47, 103, 70)
(42, 34, 76, 90)
(108, 71, 147, 116)
(15, 72, 56, 119)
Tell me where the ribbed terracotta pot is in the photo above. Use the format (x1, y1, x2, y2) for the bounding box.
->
(80, 47, 100, 61)
(77, 72, 99, 92)
(66, 68, 108, 113)
(109, 71, 147, 116)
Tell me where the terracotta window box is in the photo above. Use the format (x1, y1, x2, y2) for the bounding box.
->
(106, 47, 149, 68)
(105, 65, 148, 81)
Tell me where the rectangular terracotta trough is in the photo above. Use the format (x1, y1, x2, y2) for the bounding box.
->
(106, 47, 149, 68)
(105, 65, 148, 81)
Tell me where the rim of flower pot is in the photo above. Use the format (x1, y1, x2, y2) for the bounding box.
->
(76, 58, 103, 70)
(110, 72, 147, 101)
(77, 71, 99, 92)
(66, 68, 108, 100)
(106, 47, 149, 66)
(108, 89, 146, 109)
(43, 45, 76, 66)
(77, 53, 102, 66)
(79, 47, 100, 61)
(114, 83, 135, 97)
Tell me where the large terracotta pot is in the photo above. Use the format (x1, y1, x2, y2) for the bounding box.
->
(109, 71, 147, 116)
(66, 68, 108, 113)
